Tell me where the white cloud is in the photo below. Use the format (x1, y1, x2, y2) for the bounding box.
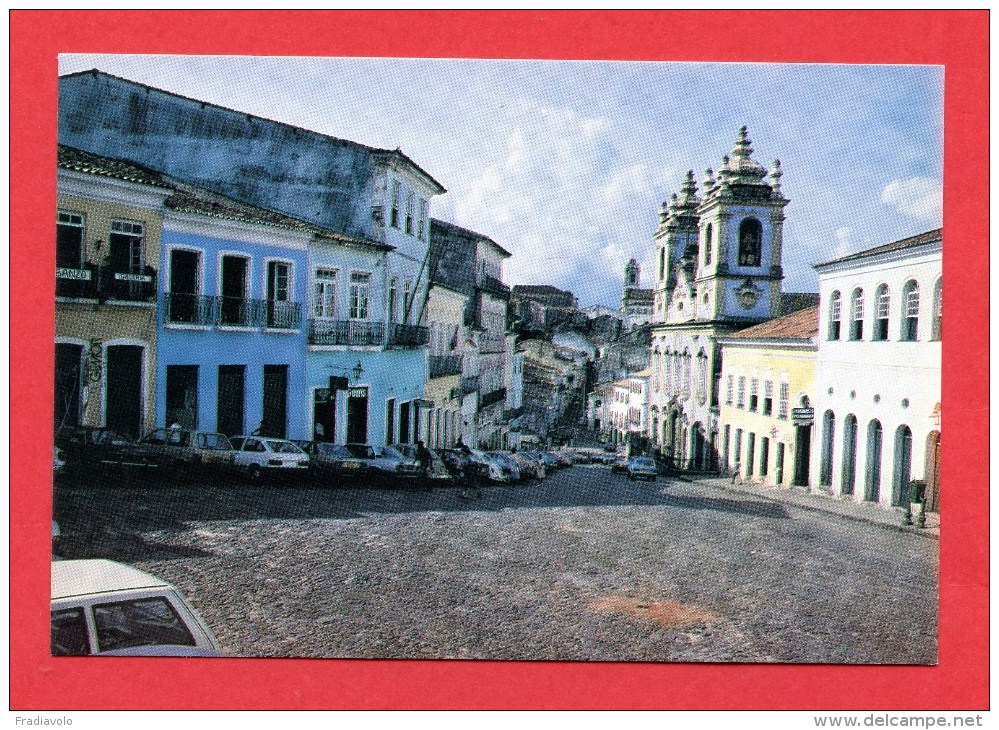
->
(833, 227, 854, 258)
(880, 177, 943, 223)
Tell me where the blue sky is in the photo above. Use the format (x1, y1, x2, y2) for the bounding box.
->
(58, 55, 943, 308)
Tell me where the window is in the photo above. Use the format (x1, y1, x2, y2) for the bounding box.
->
(931, 279, 942, 341)
(704, 223, 713, 265)
(749, 378, 759, 412)
(403, 279, 412, 321)
(725, 374, 734, 405)
(658, 247, 665, 281)
(266, 261, 293, 328)
(760, 437, 770, 477)
(109, 219, 144, 273)
(778, 382, 789, 419)
(93, 597, 196, 653)
(388, 278, 398, 323)
(902, 280, 920, 341)
(313, 269, 337, 319)
(390, 181, 401, 228)
(56, 210, 86, 269)
(405, 190, 415, 235)
(736, 376, 746, 409)
(763, 380, 773, 416)
(418, 198, 428, 241)
(874, 285, 890, 341)
(828, 290, 842, 340)
(697, 353, 708, 403)
(349, 272, 371, 319)
(850, 288, 864, 340)
(738, 218, 762, 267)
(51, 608, 90, 656)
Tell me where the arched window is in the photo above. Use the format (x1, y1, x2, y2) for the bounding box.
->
(850, 288, 864, 340)
(828, 290, 842, 340)
(658, 247, 666, 282)
(902, 280, 920, 341)
(820, 410, 835, 487)
(738, 218, 762, 267)
(704, 223, 713, 266)
(865, 419, 883, 503)
(874, 284, 890, 341)
(931, 278, 942, 341)
(842, 414, 858, 496)
(696, 350, 708, 403)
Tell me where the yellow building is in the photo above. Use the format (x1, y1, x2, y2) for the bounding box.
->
(717, 306, 818, 487)
(55, 146, 172, 437)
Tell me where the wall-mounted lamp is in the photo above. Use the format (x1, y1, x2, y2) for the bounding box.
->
(327, 361, 364, 389)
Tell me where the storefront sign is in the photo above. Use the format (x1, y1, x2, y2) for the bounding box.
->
(114, 272, 153, 283)
(56, 267, 91, 280)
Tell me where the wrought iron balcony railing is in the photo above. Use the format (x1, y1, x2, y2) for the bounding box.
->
(164, 293, 216, 325)
(387, 322, 429, 348)
(428, 354, 463, 379)
(308, 319, 386, 346)
(264, 300, 302, 330)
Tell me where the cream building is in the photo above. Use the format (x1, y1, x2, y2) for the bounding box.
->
(811, 229, 942, 511)
(717, 306, 818, 486)
(55, 146, 172, 438)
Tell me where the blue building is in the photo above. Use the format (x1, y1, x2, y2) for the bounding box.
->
(158, 187, 310, 440)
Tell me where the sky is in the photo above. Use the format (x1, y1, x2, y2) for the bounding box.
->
(57, 55, 944, 309)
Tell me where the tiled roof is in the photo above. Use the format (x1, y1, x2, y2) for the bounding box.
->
(58, 144, 172, 189)
(727, 305, 819, 341)
(513, 284, 571, 296)
(816, 228, 942, 268)
(777, 292, 821, 316)
(631, 368, 652, 377)
(61, 69, 446, 194)
(430, 218, 511, 257)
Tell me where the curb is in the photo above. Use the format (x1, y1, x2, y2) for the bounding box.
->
(700, 478, 939, 541)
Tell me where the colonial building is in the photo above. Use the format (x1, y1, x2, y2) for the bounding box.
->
(609, 370, 650, 448)
(59, 70, 446, 447)
(511, 284, 584, 332)
(717, 306, 818, 486)
(620, 258, 653, 329)
(811, 229, 942, 511)
(648, 127, 790, 470)
(158, 184, 311, 441)
(55, 146, 172, 438)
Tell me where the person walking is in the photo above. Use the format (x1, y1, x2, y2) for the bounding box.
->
(415, 440, 432, 491)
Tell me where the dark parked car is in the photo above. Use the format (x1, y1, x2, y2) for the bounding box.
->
(55, 426, 156, 472)
(610, 455, 630, 473)
(138, 428, 236, 477)
(297, 441, 371, 485)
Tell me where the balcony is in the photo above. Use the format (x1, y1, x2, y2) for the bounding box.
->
(387, 322, 429, 348)
(308, 319, 385, 346)
(164, 293, 216, 326)
(480, 387, 507, 409)
(264, 300, 302, 330)
(428, 354, 463, 379)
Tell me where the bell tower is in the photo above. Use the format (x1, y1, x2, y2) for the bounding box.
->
(696, 126, 789, 323)
(625, 258, 640, 287)
(652, 169, 700, 324)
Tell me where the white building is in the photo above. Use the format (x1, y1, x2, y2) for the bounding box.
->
(811, 229, 942, 511)
(648, 127, 790, 469)
(609, 370, 650, 448)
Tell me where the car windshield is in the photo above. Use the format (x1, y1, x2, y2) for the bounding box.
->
(196, 433, 232, 450)
(318, 444, 352, 458)
(632, 458, 654, 466)
(379, 446, 406, 460)
(345, 444, 375, 459)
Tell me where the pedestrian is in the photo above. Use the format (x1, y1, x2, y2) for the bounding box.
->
(731, 459, 742, 485)
(415, 439, 432, 491)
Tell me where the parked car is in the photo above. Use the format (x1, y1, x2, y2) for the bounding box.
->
(230, 436, 310, 481)
(511, 451, 545, 480)
(53, 446, 67, 475)
(297, 441, 371, 485)
(138, 428, 236, 478)
(51, 559, 221, 656)
(55, 426, 155, 472)
(536, 451, 564, 472)
(342, 443, 421, 484)
(627, 456, 658, 481)
(464, 449, 512, 484)
(394, 444, 454, 484)
(611, 455, 631, 473)
(489, 451, 523, 482)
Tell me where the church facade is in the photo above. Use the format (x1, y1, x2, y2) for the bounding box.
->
(647, 127, 789, 469)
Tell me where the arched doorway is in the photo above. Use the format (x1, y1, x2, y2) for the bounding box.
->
(865, 419, 883, 503)
(692, 422, 705, 470)
(892, 425, 913, 507)
(793, 396, 813, 487)
(842, 414, 858, 496)
(820, 410, 835, 489)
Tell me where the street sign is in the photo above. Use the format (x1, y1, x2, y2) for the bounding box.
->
(791, 407, 814, 426)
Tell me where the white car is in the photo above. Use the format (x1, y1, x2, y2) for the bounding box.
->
(230, 436, 310, 481)
(51, 559, 221, 656)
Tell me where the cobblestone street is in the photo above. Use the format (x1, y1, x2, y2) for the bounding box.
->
(53, 464, 938, 663)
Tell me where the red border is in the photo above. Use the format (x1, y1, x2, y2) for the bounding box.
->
(11, 10, 988, 710)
